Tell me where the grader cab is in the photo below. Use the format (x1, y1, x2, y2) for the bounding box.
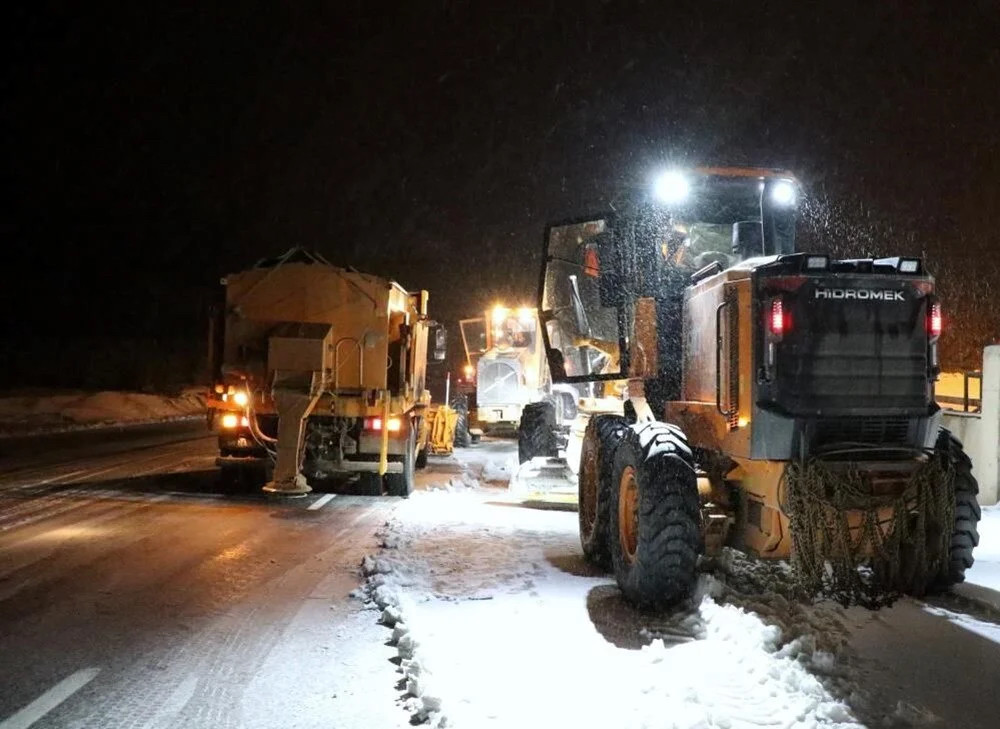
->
(540, 168, 981, 607)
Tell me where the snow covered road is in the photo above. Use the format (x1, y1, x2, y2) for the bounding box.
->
(360, 442, 1000, 729)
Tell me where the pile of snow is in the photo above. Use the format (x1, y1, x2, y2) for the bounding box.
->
(355, 488, 863, 729)
(428, 471, 481, 492)
(0, 388, 206, 435)
(448, 439, 519, 485)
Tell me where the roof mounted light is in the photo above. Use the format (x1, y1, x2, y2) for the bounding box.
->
(653, 171, 690, 204)
(770, 180, 796, 207)
(899, 258, 920, 274)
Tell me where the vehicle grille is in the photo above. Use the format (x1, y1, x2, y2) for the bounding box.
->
(812, 417, 911, 448)
(477, 361, 521, 405)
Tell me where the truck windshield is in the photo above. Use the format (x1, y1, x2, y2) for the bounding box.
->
(459, 317, 487, 369)
(493, 315, 535, 350)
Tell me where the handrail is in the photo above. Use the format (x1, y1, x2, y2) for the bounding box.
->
(963, 370, 983, 413)
(715, 299, 736, 418)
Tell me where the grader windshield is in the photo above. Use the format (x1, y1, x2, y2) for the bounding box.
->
(539, 169, 799, 383)
(540, 218, 622, 382)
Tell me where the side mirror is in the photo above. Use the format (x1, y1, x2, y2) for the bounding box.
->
(431, 325, 447, 362)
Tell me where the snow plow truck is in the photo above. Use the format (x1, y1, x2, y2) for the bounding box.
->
(538, 167, 981, 607)
(207, 247, 445, 496)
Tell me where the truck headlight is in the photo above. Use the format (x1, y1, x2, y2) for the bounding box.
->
(233, 391, 249, 407)
(221, 413, 239, 429)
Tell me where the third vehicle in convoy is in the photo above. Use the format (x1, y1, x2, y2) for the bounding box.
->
(459, 305, 580, 462)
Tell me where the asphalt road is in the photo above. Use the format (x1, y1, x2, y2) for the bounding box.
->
(4, 423, 1000, 728)
(0, 423, 407, 729)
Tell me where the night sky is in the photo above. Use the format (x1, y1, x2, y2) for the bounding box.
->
(4, 1, 1000, 386)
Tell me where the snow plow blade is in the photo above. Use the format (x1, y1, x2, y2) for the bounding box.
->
(509, 456, 577, 507)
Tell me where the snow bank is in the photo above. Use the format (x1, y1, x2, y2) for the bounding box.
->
(448, 439, 519, 485)
(0, 388, 206, 436)
(356, 489, 862, 729)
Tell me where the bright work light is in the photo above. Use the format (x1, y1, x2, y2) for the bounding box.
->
(653, 171, 690, 204)
(770, 180, 796, 206)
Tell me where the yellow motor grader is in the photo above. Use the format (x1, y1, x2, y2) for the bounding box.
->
(206, 248, 446, 496)
(460, 305, 584, 460)
(539, 168, 981, 607)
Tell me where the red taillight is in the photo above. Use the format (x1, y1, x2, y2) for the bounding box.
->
(769, 298, 788, 336)
(929, 301, 942, 337)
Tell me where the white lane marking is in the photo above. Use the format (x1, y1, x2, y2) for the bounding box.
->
(308, 493, 336, 510)
(0, 667, 100, 729)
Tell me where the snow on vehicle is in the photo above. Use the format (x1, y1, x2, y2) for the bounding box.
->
(538, 167, 980, 607)
(206, 247, 445, 496)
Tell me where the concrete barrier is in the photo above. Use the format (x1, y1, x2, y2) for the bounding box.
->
(940, 345, 1000, 505)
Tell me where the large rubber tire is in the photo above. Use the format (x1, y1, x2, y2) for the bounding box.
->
(518, 401, 558, 464)
(451, 395, 472, 448)
(578, 414, 629, 570)
(937, 429, 981, 587)
(608, 422, 702, 608)
(385, 425, 416, 498)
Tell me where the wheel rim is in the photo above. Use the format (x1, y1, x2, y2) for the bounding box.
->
(618, 464, 638, 564)
(579, 432, 599, 536)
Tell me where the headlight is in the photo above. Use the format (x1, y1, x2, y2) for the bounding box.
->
(221, 413, 239, 429)
(653, 171, 690, 204)
(233, 391, 249, 407)
(770, 180, 796, 207)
